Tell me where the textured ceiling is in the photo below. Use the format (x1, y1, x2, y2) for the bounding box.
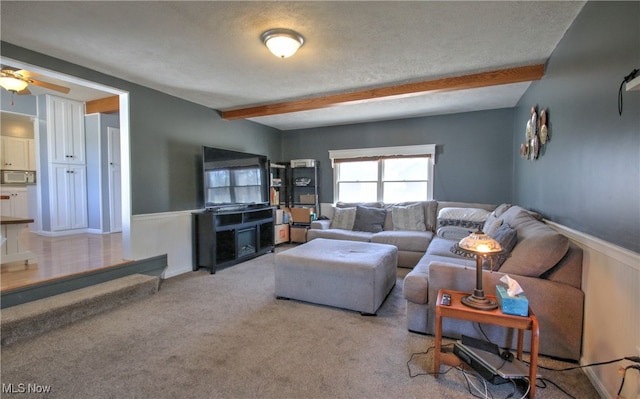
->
(0, 1, 585, 130)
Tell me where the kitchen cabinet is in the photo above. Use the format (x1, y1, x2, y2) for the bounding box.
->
(1, 137, 32, 171)
(49, 164, 87, 231)
(47, 95, 85, 165)
(45, 95, 88, 232)
(1, 186, 28, 218)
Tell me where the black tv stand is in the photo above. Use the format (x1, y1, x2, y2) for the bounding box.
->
(192, 207, 275, 274)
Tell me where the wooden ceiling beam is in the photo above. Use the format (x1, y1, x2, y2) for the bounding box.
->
(86, 95, 119, 114)
(222, 64, 544, 120)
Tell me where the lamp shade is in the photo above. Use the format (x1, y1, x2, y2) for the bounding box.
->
(458, 231, 503, 254)
(261, 29, 304, 58)
(0, 76, 28, 93)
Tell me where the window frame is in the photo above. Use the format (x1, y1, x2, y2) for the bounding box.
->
(329, 144, 436, 204)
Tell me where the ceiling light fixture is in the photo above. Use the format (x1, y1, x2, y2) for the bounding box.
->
(261, 28, 304, 59)
(0, 75, 28, 93)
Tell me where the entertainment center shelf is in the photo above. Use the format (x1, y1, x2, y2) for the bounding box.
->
(192, 207, 274, 274)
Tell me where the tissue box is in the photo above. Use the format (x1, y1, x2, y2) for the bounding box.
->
(496, 285, 529, 316)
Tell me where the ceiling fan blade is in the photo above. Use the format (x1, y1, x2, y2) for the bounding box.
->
(17, 87, 32, 95)
(29, 79, 71, 94)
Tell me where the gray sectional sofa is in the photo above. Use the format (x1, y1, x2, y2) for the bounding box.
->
(308, 200, 584, 361)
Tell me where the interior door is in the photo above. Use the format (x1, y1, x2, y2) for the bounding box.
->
(107, 127, 122, 233)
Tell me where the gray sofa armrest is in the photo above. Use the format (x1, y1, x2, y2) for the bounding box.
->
(310, 219, 331, 230)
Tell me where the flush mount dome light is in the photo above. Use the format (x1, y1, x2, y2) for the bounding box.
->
(261, 28, 305, 58)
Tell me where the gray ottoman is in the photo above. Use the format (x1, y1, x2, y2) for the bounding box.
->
(274, 238, 398, 315)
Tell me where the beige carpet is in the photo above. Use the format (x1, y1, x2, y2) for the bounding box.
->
(1, 248, 598, 398)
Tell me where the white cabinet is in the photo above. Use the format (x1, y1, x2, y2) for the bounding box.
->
(46, 95, 88, 232)
(1, 136, 31, 170)
(1, 186, 28, 218)
(49, 164, 87, 231)
(47, 96, 85, 165)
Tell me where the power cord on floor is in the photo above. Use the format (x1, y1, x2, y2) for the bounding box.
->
(473, 323, 640, 398)
(406, 344, 456, 378)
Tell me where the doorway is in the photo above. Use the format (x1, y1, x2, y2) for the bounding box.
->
(0, 57, 132, 289)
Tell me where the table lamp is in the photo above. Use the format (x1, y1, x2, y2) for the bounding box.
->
(451, 231, 504, 310)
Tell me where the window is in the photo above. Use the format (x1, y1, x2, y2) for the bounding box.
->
(329, 145, 435, 203)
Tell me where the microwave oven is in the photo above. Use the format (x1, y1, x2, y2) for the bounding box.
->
(1, 170, 36, 184)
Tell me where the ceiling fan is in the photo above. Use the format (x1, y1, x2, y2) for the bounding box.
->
(0, 68, 70, 95)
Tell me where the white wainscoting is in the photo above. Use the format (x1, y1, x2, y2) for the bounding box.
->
(131, 210, 195, 278)
(546, 221, 640, 399)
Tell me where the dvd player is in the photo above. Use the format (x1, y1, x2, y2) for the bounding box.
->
(454, 341, 538, 385)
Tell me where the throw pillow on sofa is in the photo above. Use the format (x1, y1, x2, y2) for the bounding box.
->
(481, 203, 511, 235)
(330, 207, 356, 230)
(437, 207, 490, 231)
(391, 203, 426, 231)
(352, 205, 386, 233)
(484, 223, 517, 270)
(483, 214, 503, 235)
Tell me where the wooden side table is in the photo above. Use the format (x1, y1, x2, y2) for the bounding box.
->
(434, 289, 539, 398)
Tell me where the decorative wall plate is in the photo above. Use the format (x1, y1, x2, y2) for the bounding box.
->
(520, 143, 529, 158)
(540, 124, 548, 144)
(539, 109, 548, 144)
(531, 134, 540, 159)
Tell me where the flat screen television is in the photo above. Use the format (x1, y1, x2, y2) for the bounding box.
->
(202, 146, 270, 210)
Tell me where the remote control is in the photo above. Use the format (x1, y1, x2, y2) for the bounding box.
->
(441, 293, 451, 306)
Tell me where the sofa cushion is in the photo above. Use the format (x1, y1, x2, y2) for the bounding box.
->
(391, 203, 427, 231)
(330, 207, 356, 230)
(436, 226, 473, 241)
(487, 223, 517, 270)
(337, 201, 383, 209)
(425, 237, 466, 259)
(499, 210, 569, 277)
(353, 205, 386, 233)
(371, 230, 433, 253)
(493, 203, 512, 217)
(307, 228, 374, 242)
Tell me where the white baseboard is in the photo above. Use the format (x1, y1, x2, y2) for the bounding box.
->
(36, 228, 89, 237)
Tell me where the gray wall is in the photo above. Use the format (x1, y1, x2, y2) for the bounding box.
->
(0, 42, 282, 216)
(512, 1, 640, 252)
(281, 108, 515, 205)
(129, 85, 281, 214)
(1, 89, 37, 116)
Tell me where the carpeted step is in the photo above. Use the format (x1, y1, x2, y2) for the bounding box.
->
(1, 274, 160, 346)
